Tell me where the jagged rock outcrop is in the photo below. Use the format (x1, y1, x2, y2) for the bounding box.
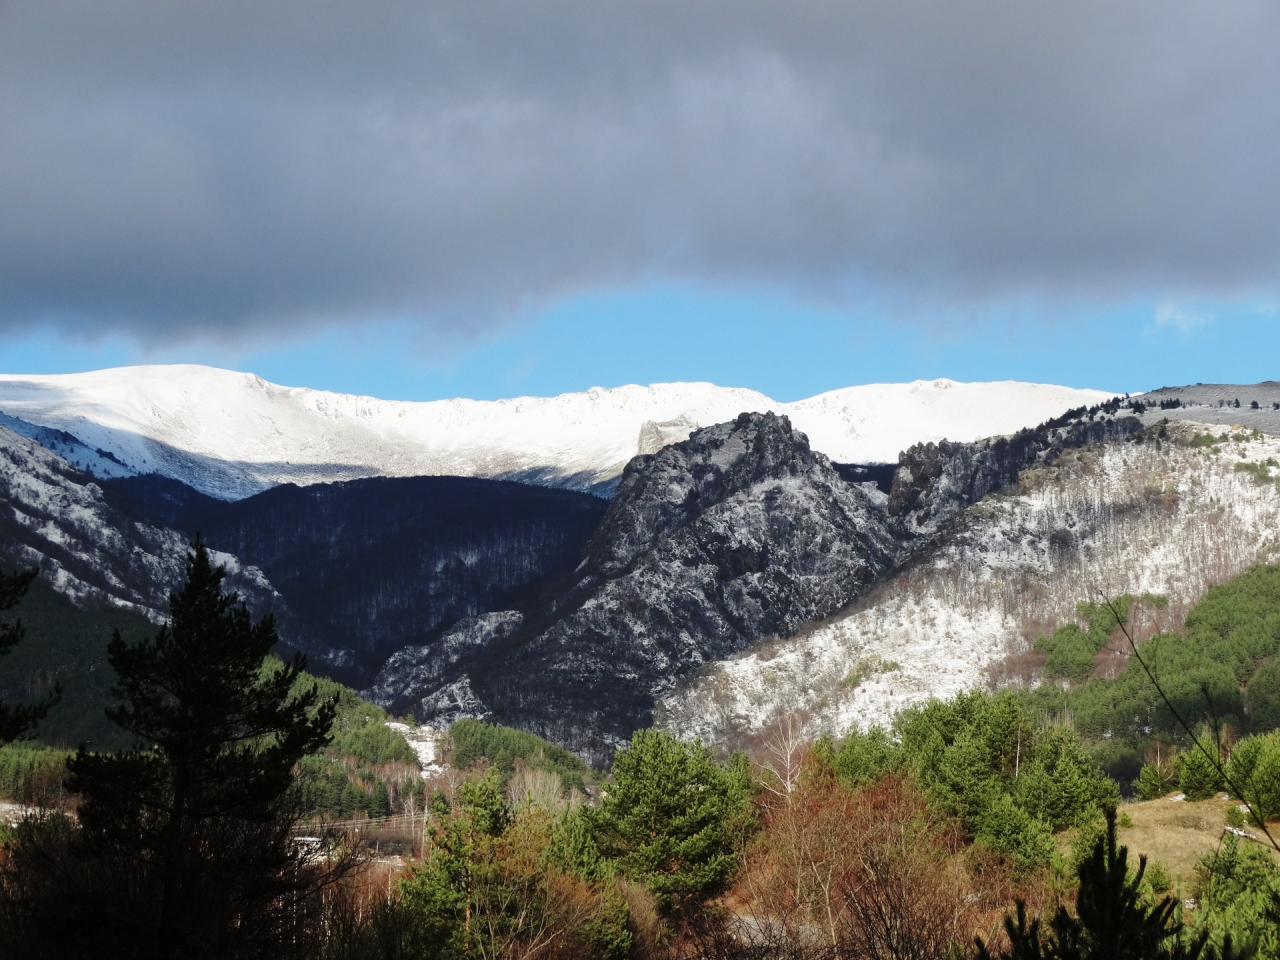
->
(372, 411, 1149, 762)
(888, 416, 1144, 539)
(378, 412, 901, 762)
(636, 415, 699, 456)
(365, 611, 523, 707)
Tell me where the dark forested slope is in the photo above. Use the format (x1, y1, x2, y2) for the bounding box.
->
(103, 473, 609, 683)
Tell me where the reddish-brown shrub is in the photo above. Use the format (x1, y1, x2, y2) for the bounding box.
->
(733, 766, 984, 960)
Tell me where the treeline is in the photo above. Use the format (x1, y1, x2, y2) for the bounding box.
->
(294, 675, 423, 820)
(1018, 564, 1280, 800)
(0, 667, 426, 823)
(3, 543, 1280, 956)
(449, 717, 592, 793)
(322, 712, 1274, 959)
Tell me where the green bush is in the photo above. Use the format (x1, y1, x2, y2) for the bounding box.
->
(979, 812, 1190, 960)
(1135, 755, 1181, 800)
(1016, 726, 1119, 829)
(1227, 732, 1280, 822)
(1178, 737, 1225, 800)
(971, 788, 1056, 869)
(1034, 597, 1133, 684)
(1195, 835, 1280, 959)
(594, 729, 752, 910)
(883, 691, 1115, 867)
(1145, 859, 1172, 896)
(449, 719, 589, 792)
(833, 725, 896, 787)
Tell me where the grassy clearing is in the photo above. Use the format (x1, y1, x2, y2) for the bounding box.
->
(1114, 794, 1278, 889)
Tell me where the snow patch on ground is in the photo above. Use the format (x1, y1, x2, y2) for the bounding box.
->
(386, 722, 447, 774)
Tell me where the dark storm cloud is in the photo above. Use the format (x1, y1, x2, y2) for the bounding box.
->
(0, 0, 1277, 338)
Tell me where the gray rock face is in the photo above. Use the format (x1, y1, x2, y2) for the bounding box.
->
(370, 409, 1148, 763)
(378, 412, 901, 762)
(416, 677, 491, 728)
(636, 415, 699, 456)
(365, 610, 523, 710)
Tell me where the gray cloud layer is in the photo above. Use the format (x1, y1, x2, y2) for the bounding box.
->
(1, 0, 1277, 338)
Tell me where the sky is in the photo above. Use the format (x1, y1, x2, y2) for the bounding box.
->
(0, 0, 1277, 402)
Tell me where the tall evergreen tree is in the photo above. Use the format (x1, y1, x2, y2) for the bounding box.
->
(0, 566, 57, 743)
(594, 729, 752, 913)
(66, 538, 336, 956)
(976, 809, 1249, 960)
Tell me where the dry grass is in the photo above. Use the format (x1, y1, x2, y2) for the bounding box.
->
(1111, 795, 1279, 890)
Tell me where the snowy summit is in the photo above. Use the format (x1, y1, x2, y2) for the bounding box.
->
(0, 366, 1114, 499)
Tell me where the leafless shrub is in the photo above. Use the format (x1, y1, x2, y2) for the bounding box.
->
(731, 769, 983, 960)
(749, 713, 813, 800)
(506, 764, 582, 815)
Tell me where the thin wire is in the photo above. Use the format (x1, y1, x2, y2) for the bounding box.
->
(1101, 592, 1280, 854)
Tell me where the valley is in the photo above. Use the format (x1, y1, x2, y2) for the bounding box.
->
(4, 369, 1279, 760)
(3, 367, 1280, 958)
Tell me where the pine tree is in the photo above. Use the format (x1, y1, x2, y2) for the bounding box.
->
(594, 729, 751, 912)
(976, 810, 1248, 960)
(0, 566, 58, 743)
(65, 538, 336, 955)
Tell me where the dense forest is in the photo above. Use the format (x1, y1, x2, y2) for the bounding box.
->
(1, 550, 1280, 956)
(102, 472, 610, 684)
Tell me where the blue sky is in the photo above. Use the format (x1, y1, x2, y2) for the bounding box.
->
(2, 2, 1278, 402)
(0, 286, 1273, 402)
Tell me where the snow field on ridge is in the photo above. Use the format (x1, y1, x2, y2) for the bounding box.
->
(655, 423, 1280, 748)
(0, 365, 1114, 498)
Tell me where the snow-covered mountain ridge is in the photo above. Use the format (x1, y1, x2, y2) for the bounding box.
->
(0, 365, 1114, 499)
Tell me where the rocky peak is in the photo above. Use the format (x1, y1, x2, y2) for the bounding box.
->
(387, 411, 902, 762)
(586, 412, 833, 578)
(888, 415, 1144, 539)
(636, 414, 699, 456)
(370, 409, 1149, 763)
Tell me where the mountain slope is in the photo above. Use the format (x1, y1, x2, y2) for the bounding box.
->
(370, 412, 898, 760)
(657, 419, 1280, 749)
(371, 410, 1144, 760)
(103, 473, 609, 683)
(0, 423, 283, 625)
(0, 365, 1114, 498)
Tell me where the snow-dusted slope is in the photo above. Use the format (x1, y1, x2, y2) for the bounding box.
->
(656, 422, 1280, 748)
(0, 423, 285, 624)
(0, 366, 1114, 499)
